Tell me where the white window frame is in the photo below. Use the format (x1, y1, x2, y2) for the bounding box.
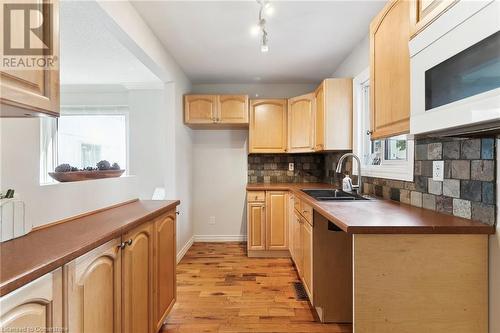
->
(352, 67, 414, 182)
(39, 105, 130, 185)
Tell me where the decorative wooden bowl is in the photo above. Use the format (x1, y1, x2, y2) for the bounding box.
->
(48, 170, 125, 182)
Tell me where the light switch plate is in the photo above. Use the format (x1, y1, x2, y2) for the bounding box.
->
(288, 163, 294, 171)
(433, 161, 444, 181)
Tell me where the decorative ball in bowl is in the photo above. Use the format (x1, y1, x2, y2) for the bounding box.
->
(49, 161, 125, 182)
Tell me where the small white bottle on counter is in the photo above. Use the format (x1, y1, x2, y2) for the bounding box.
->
(342, 174, 353, 192)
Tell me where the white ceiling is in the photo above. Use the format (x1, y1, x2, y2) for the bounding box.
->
(60, 1, 161, 85)
(132, 0, 385, 84)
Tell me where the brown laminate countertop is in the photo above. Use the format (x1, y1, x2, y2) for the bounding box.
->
(247, 183, 495, 235)
(0, 200, 180, 296)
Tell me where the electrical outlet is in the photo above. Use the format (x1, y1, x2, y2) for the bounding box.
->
(433, 161, 444, 181)
(288, 163, 294, 171)
(208, 216, 216, 225)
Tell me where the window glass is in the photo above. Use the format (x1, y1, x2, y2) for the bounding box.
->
(384, 135, 408, 161)
(58, 114, 127, 170)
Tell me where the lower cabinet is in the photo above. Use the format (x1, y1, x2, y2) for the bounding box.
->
(247, 191, 288, 256)
(66, 238, 122, 333)
(153, 212, 177, 332)
(122, 220, 155, 333)
(0, 268, 63, 332)
(301, 220, 313, 299)
(0, 209, 177, 333)
(292, 197, 313, 302)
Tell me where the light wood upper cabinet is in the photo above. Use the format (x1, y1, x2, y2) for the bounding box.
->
(266, 191, 288, 250)
(0, 0, 60, 117)
(370, 0, 411, 139)
(218, 95, 249, 124)
(410, 0, 457, 38)
(153, 211, 177, 332)
(247, 201, 266, 251)
(184, 94, 249, 126)
(122, 221, 154, 333)
(184, 95, 217, 124)
(314, 84, 325, 151)
(288, 93, 315, 153)
(66, 239, 122, 333)
(249, 99, 287, 153)
(0, 269, 63, 332)
(314, 79, 353, 151)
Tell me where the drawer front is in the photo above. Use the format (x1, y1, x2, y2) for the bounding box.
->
(301, 202, 313, 225)
(247, 191, 266, 202)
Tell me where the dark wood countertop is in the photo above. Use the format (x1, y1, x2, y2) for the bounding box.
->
(247, 183, 495, 235)
(0, 200, 180, 296)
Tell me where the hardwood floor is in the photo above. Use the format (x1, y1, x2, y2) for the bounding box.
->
(161, 242, 352, 333)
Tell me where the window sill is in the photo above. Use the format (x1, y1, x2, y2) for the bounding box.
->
(40, 175, 136, 187)
(362, 166, 414, 182)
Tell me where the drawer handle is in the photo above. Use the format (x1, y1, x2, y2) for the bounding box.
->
(255, 196, 258, 200)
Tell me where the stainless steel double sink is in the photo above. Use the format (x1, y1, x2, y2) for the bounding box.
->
(301, 189, 369, 201)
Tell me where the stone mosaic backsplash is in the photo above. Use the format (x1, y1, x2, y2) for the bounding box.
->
(248, 138, 496, 226)
(359, 138, 496, 225)
(248, 154, 326, 184)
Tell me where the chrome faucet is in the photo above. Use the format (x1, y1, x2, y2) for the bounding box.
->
(335, 153, 363, 195)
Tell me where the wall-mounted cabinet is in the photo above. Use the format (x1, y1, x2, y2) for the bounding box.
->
(249, 99, 288, 153)
(184, 94, 248, 126)
(288, 93, 315, 153)
(0, 0, 60, 117)
(314, 78, 353, 151)
(370, 0, 412, 139)
(410, 0, 457, 38)
(247, 191, 289, 257)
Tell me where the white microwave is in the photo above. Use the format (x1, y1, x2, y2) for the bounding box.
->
(410, 0, 500, 136)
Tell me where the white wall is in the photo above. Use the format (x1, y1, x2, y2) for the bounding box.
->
(332, 35, 369, 78)
(192, 130, 248, 240)
(490, 138, 500, 333)
(190, 83, 315, 240)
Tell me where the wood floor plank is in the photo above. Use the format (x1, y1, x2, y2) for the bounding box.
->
(161, 242, 352, 333)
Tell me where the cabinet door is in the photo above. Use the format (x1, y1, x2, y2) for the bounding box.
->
(302, 221, 313, 301)
(314, 83, 325, 151)
(153, 211, 177, 331)
(249, 99, 287, 153)
(218, 95, 249, 124)
(288, 93, 315, 153)
(370, 0, 411, 139)
(411, 0, 457, 37)
(0, 269, 63, 332)
(123, 221, 154, 333)
(184, 95, 217, 124)
(266, 191, 288, 250)
(247, 201, 266, 251)
(292, 210, 303, 273)
(0, 0, 60, 117)
(66, 238, 122, 333)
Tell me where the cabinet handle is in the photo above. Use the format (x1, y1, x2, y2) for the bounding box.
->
(176, 211, 180, 215)
(118, 242, 126, 250)
(366, 130, 373, 136)
(126, 239, 132, 246)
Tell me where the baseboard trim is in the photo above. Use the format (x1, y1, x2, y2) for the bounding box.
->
(193, 235, 247, 242)
(177, 236, 194, 263)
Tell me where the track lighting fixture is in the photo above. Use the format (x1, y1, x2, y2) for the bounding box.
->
(255, 0, 272, 53)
